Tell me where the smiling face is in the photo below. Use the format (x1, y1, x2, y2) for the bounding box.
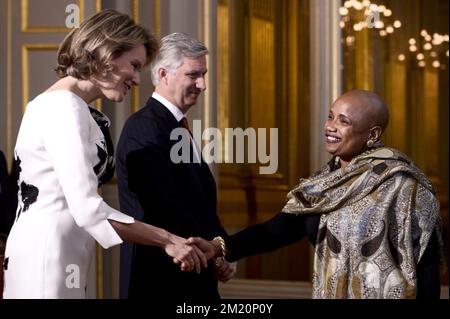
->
(91, 44, 147, 102)
(157, 55, 207, 113)
(325, 97, 374, 167)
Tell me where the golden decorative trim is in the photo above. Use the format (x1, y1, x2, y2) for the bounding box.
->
(154, 0, 160, 38)
(286, 0, 300, 184)
(95, 0, 101, 12)
(324, 0, 330, 100)
(96, 243, 103, 299)
(203, 0, 211, 130)
(331, 0, 340, 102)
(217, 0, 230, 135)
(197, 0, 204, 41)
(7, 0, 13, 168)
(21, 44, 59, 112)
(132, 0, 139, 23)
(21, 0, 85, 33)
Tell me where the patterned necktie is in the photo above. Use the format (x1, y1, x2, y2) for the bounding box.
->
(180, 117, 192, 136)
(180, 117, 202, 162)
(180, 117, 193, 148)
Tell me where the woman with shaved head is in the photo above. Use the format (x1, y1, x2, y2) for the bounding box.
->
(190, 90, 443, 299)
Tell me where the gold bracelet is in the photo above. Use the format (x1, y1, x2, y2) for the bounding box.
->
(213, 236, 227, 258)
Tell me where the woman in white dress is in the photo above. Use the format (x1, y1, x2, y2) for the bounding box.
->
(3, 9, 207, 299)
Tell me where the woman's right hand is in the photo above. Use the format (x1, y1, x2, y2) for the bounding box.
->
(108, 219, 209, 273)
(165, 234, 208, 274)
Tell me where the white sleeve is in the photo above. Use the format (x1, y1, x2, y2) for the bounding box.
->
(42, 93, 134, 249)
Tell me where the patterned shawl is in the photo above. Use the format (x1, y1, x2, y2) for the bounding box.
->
(282, 147, 441, 299)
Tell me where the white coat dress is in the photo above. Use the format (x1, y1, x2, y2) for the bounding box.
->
(3, 90, 134, 298)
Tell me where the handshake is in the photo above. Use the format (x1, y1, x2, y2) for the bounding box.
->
(165, 235, 236, 282)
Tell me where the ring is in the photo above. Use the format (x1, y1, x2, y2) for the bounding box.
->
(214, 257, 224, 267)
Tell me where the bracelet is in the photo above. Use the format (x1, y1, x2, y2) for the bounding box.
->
(213, 236, 227, 258)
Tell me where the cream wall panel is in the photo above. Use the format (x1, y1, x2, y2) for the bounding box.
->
(22, 0, 85, 32)
(160, 0, 199, 38)
(21, 45, 59, 111)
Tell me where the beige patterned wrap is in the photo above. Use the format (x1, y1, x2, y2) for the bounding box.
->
(282, 147, 441, 299)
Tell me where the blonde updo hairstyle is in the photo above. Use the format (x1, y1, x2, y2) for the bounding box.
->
(55, 9, 158, 79)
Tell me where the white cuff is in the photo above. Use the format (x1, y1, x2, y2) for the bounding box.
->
(85, 201, 134, 249)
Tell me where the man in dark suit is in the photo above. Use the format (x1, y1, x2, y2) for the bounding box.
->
(116, 33, 236, 301)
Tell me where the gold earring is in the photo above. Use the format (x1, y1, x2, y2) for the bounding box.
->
(367, 140, 374, 148)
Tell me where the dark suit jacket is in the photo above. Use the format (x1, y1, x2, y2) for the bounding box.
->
(116, 97, 227, 301)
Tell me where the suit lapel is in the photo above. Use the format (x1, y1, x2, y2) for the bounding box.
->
(146, 97, 216, 190)
(147, 97, 180, 132)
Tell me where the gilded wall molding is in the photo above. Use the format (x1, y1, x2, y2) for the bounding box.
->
(217, 0, 230, 134)
(95, 0, 102, 12)
(132, 0, 139, 23)
(95, 242, 104, 299)
(201, 0, 211, 130)
(21, 0, 85, 33)
(21, 44, 59, 112)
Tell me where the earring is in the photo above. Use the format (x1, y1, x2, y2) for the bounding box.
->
(366, 140, 374, 148)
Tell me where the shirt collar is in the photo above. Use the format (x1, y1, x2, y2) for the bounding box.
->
(152, 92, 185, 122)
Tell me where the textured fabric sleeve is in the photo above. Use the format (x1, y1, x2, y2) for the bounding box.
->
(42, 93, 134, 249)
(225, 212, 311, 262)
